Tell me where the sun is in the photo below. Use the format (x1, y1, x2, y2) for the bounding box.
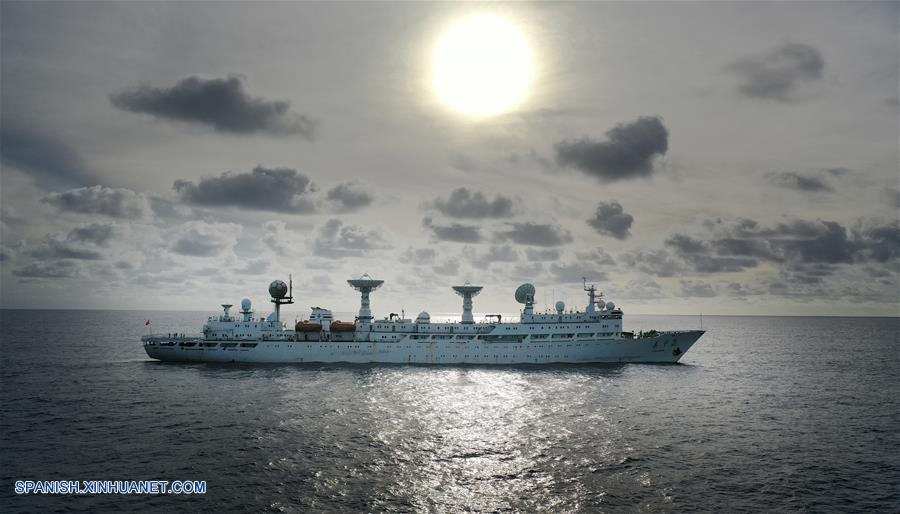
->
(432, 15, 534, 118)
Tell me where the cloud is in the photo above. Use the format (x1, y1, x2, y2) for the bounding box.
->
(471, 245, 519, 267)
(27, 239, 104, 261)
(430, 188, 514, 218)
(313, 218, 389, 257)
(679, 280, 717, 298)
(613, 278, 665, 300)
(548, 263, 608, 284)
(67, 223, 115, 246)
(432, 260, 460, 276)
(41, 186, 151, 219)
(0, 125, 96, 186)
(653, 218, 900, 279)
(13, 260, 80, 279)
(554, 116, 669, 181)
(325, 181, 374, 212)
(235, 258, 270, 275)
(174, 166, 317, 213)
(587, 201, 634, 239)
(261, 220, 290, 256)
(525, 248, 561, 261)
(665, 234, 707, 255)
(401, 247, 437, 265)
(448, 152, 477, 172)
(765, 171, 834, 192)
(110, 75, 316, 137)
(170, 221, 241, 257)
(422, 217, 482, 243)
(621, 249, 684, 277)
(496, 222, 572, 247)
(729, 43, 824, 101)
(574, 248, 616, 265)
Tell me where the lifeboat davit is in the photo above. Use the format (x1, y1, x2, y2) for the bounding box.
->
(330, 321, 356, 332)
(295, 321, 322, 332)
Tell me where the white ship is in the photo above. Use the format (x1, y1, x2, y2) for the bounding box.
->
(142, 276, 704, 364)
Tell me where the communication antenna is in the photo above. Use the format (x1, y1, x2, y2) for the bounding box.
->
(453, 282, 483, 324)
(348, 274, 384, 325)
(269, 278, 294, 322)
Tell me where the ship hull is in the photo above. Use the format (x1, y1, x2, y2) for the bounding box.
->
(142, 330, 704, 365)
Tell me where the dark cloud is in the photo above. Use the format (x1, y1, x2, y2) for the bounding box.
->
(110, 75, 316, 137)
(554, 116, 669, 181)
(174, 166, 317, 213)
(613, 278, 665, 300)
(401, 247, 437, 265)
(666, 233, 760, 272)
(651, 218, 900, 280)
(326, 182, 373, 212)
(67, 223, 114, 246)
(776, 220, 854, 264)
(548, 263, 608, 284)
(432, 260, 460, 276)
(235, 258, 270, 275)
(679, 280, 718, 298)
(27, 239, 104, 261)
(729, 43, 824, 101)
(422, 217, 482, 243)
(621, 249, 684, 278)
(41, 186, 151, 219)
(496, 222, 572, 247)
(853, 221, 900, 263)
(587, 201, 634, 239)
(471, 245, 519, 267)
(688, 255, 759, 273)
(525, 248, 561, 261)
(765, 171, 834, 192)
(13, 260, 80, 278)
(725, 282, 764, 297)
(430, 188, 514, 219)
(712, 238, 781, 261)
(575, 248, 616, 265)
(313, 219, 389, 257)
(665, 234, 708, 255)
(0, 125, 96, 186)
(170, 221, 240, 257)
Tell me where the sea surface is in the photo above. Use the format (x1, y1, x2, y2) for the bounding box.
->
(1, 310, 898, 513)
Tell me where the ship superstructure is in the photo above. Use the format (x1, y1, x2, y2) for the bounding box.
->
(142, 276, 704, 364)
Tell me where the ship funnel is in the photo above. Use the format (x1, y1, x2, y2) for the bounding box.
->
(348, 274, 384, 325)
(452, 283, 483, 324)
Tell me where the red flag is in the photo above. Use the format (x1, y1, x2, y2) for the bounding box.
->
(145, 320, 151, 325)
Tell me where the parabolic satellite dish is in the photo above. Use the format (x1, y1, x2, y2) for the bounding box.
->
(514, 283, 536, 304)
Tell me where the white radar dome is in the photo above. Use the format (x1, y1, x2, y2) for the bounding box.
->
(269, 280, 288, 299)
(241, 298, 252, 311)
(514, 283, 536, 304)
(415, 311, 431, 324)
(605, 301, 616, 311)
(555, 301, 565, 313)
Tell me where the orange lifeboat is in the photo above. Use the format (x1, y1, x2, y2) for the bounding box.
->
(295, 321, 322, 332)
(330, 321, 356, 332)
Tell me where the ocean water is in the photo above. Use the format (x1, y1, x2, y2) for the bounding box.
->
(1, 310, 897, 513)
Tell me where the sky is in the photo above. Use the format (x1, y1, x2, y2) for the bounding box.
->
(1, 1, 898, 317)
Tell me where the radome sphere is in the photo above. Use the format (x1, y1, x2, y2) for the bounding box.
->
(269, 280, 288, 299)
